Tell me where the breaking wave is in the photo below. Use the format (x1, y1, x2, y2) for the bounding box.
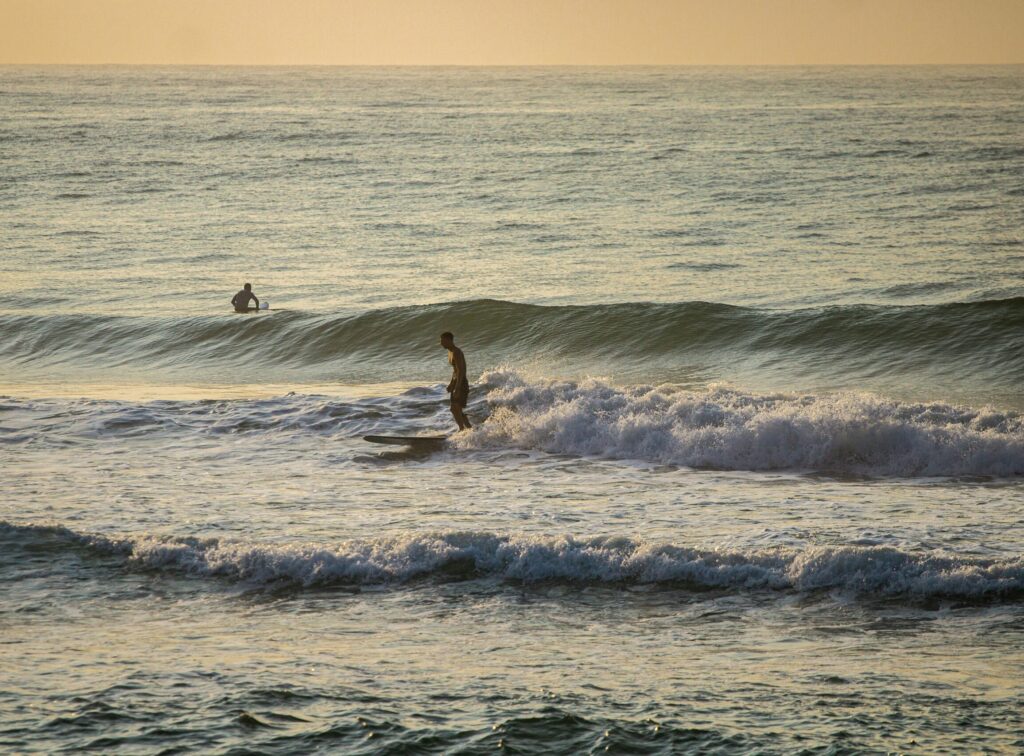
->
(3, 521, 1022, 600)
(2, 374, 1022, 477)
(464, 371, 1024, 477)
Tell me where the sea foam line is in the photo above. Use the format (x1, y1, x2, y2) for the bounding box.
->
(3, 522, 1022, 599)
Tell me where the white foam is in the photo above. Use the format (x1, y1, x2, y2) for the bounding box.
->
(455, 370, 1024, 477)
(4, 522, 1022, 599)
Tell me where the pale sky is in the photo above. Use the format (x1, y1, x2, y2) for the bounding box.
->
(1, 0, 1022, 66)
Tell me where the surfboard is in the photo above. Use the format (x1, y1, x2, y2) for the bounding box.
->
(363, 435, 448, 449)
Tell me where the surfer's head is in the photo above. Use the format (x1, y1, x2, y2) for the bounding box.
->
(243, 283, 252, 291)
(440, 331, 454, 348)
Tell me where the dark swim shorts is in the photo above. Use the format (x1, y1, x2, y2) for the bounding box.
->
(451, 380, 469, 408)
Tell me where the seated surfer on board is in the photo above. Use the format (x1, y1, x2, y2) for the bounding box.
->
(231, 283, 259, 313)
(440, 331, 472, 431)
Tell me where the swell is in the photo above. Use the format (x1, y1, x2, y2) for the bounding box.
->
(3, 521, 1022, 601)
(1, 297, 1022, 386)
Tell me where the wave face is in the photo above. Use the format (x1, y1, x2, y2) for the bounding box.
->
(464, 371, 1024, 477)
(1, 297, 1022, 389)
(4, 522, 1022, 601)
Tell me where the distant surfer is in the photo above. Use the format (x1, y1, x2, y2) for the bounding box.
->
(440, 331, 472, 431)
(231, 283, 259, 313)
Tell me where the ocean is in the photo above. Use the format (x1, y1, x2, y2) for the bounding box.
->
(1, 65, 1022, 753)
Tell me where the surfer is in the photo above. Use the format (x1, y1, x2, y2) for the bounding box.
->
(440, 331, 472, 431)
(231, 283, 259, 313)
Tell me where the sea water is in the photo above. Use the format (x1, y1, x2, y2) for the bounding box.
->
(1, 66, 1023, 753)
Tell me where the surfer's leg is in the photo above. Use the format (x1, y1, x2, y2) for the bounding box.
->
(453, 405, 471, 430)
(450, 394, 471, 430)
(451, 383, 471, 430)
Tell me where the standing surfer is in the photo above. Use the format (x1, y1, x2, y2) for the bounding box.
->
(231, 283, 260, 313)
(440, 331, 472, 431)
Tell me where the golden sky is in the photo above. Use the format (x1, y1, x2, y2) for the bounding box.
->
(1, 0, 1022, 65)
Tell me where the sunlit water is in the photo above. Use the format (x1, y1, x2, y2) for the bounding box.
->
(2, 66, 1023, 754)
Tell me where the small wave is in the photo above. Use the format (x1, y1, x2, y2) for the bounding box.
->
(3, 522, 1022, 600)
(296, 155, 356, 164)
(948, 203, 996, 213)
(651, 147, 684, 160)
(280, 130, 355, 142)
(968, 145, 1024, 161)
(0, 391, 441, 445)
(662, 239, 728, 248)
(650, 229, 702, 239)
(495, 221, 545, 230)
(362, 100, 428, 108)
(861, 149, 907, 158)
(877, 281, 961, 298)
(204, 131, 248, 142)
(665, 262, 741, 272)
(463, 371, 1024, 477)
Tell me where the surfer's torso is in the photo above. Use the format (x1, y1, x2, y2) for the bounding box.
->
(231, 289, 257, 312)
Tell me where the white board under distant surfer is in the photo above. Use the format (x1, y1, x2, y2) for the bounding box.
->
(363, 435, 448, 449)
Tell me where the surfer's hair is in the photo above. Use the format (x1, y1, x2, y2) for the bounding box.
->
(440, 331, 454, 340)
(243, 282, 252, 289)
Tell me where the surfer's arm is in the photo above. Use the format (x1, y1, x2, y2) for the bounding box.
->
(251, 294, 259, 308)
(453, 351, 466, 386)
(446, 350, 457, 392)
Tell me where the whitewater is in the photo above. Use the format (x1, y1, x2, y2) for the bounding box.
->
(2, 66, 1023, 754)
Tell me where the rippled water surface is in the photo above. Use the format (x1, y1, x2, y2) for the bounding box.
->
(2, 66, 1023, 754)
